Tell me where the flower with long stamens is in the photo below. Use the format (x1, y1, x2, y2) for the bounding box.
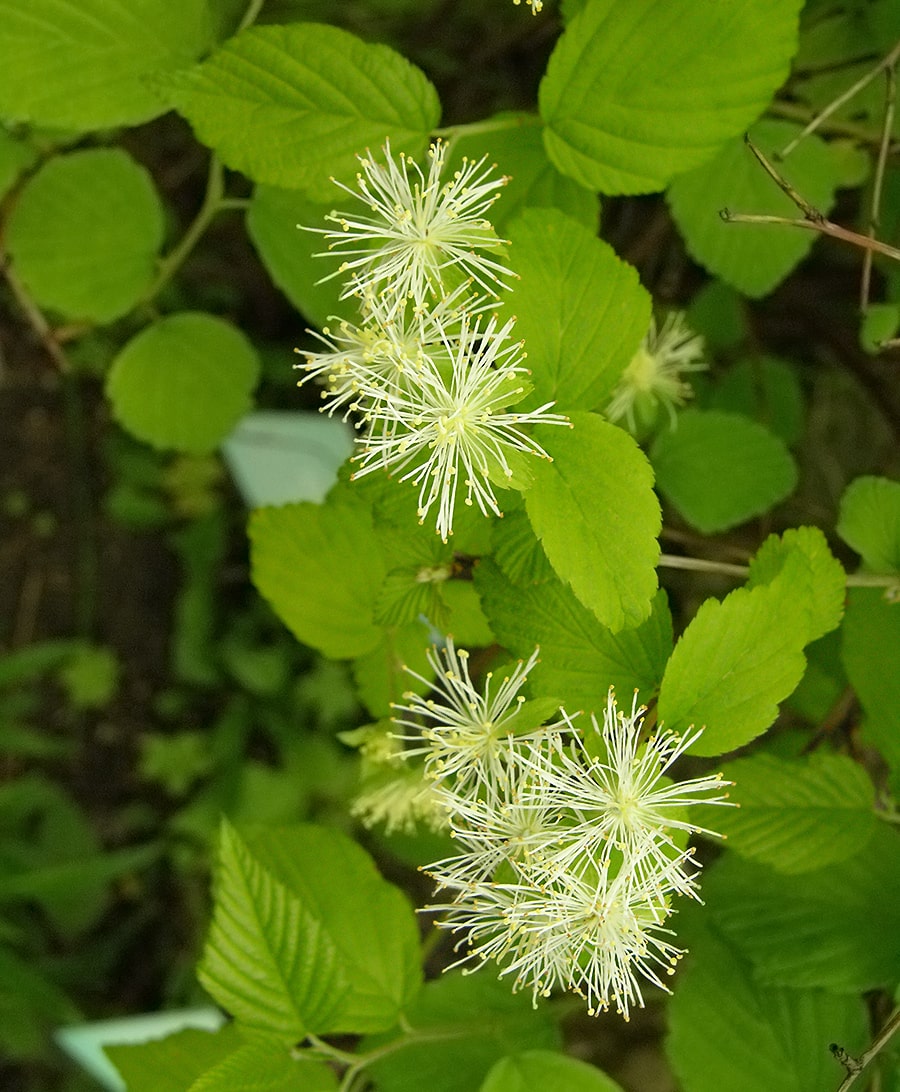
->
(311, 140, 513, 306)
(351, 312, 568, 541)
(606, 311, 707, 432)
(392, 639, 562, 794)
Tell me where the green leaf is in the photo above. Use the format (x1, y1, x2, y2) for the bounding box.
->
(490, 508, 555, 587)
(0, 0, 211, 129)
(352, 620, 435, 718)
(651, 410, 797, 534)
(167, 23, 440, 198)
(506, 210, 651, 412)
(704, 827, 900, 992)
(250, 492, 386, 659)
(189, 1041, 337, 1092)
(0, 128, 37, 199)
(198, 820, 349, 1041)
(446, 115, 599, 233)
(0, 946, 78, 1060)
(6, 149, 164, 323)
(106, 1026, 243, 1092)
(667, 909, 868, 1092)
(860, 303, 900, 353)
(107, 313, 259, 454)
(842, 587, 900, 785)
(706, 356, 804, 447)
(476, 560, 672, 714)
(366, 972, 561, 1092)
(714, 752, 877, 873)
(247, 187, 348, 329)
(481, 1051, 624, 1092)
(657, 580, 807, 756)
(241, 824, 422, 1034)
(539, 0, 803, 195)
(525, 413, 660, 631)
(667, 120, 839, 297)
(837, 476, 900, 573)
(746, 526, 845, 644)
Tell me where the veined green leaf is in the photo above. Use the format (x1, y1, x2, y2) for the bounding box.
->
(837, 475, 900, 573)
(651, 410, 797, 534)
(713, 752, 877, 873)
(106, 1026, 243, 1092)
(6, 149, 164, 323)
(481, 1051, 624, 1092)
(188, 1041, 338, 1091)
(107, 313, 259, 454)
(506, 209, 651, 412)
(166, 23, 440, 198)
(0, 0, 211, 129)
(526, 412, 660, 632)
(539, 0, 803, 194)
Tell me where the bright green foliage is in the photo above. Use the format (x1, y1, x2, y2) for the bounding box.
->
(0, 128, 36, 199)
(0, 0, 211, 129)
(166, 23, 441, 199)
(667, 911, 868, 1092)
(247, 186, 347, 330)
(490, 509, 555, 586)
(188, 1040, 337, 1091)
(747, 526, 845, 643)
(58, 644, 119, 710)
(667, 120, 839, 297)
(446, 116, 599, 233)
(481, 1050, 624, 1092)
(6, 149, 164, 323)
(476, 561, 672, 714)
(107, 313, 259, 453)
(657, 579, 808, 755)
(704, 827, 900, 992)
(526, 413, 660, 631)
(239, 823, 422, 1034)
(651, 409, 797, 534)
(706, 356, 804, 447)
(505, 209, 651, 412)
(250, 492, 386, 659)
(105, 1026, 244, 1092)
(842, 587, 900, 785)
(351, 620, 434, 717)
(713, 752, 877, 873)
(860, 303, 900, 352)
(198, 820, 349, 1041)
(539, 0, 803, 194)
(365, 972, 561, 1092)
(837, 476, 900, 572)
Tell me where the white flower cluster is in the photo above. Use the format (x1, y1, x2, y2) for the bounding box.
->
(297, 140, 567, 541)
(394, 639, 731, 1020)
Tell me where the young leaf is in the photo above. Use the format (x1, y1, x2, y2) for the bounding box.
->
(837, 476, 900, 573)
(667, 120, 839, 297)
(188, 1041, 337, 1092)
(0, 0, 211, 129)
(746, 526, 845, 643)
(247, 186, 349, 330)
(539, 0, 803, 194)
(481, 1051, 624, 1092)
(667, 909, 868, 1092)
(651, 410, 797, 534)
(0, 128, 37, 199)
(241, 824, 423, 1034)
(704, 827, 900, 993)
(365, 972, 561, 1092)
(525, 412, 660, 632)
(506, 209, 651, 412)
(250, 491, 386, 659)
(713, 752, 877, 873)
(105, 1026, 244, 1092)
(657, 579, 807, 755)
(107, 313, 259, 453)
(6, 149, 164, 323)
(490, 508, 555, 587)
(166, 23, 440, 199)
(352, 620, 434, 718)
(198, 820, 349, 1041)
(476, 560, 672, 714)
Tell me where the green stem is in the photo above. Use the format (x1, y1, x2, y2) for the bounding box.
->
(238, 0, 266, 31)
(432, 113, 542, 154)
(140, 154, 229, 306)
(768, 98, 898, 149)
(658, 552, 900, 592)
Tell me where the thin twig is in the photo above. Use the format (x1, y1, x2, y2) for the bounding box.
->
(861, 62, 897, 311)
(833, 1006, 900, 1091)
(658, 554, 748, 578)
(769, 99, 899, 150)
(780, 37, 900, 158)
